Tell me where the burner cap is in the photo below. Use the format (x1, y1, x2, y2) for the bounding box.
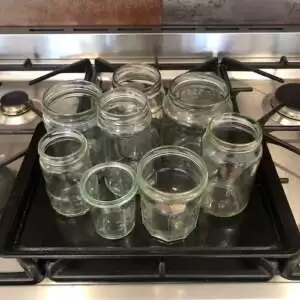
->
(275, 83, 300, 110)
(0, 91, 30, 116)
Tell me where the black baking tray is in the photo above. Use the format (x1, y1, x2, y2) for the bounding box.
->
(45, 257, 275, 282)
(0, 122, 299, 259)
(280, 251, 300, 280)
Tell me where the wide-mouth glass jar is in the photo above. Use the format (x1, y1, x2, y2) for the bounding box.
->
(42, 80, 103, 164)
(38, 130, 90, 217)
(80, 162, 138, 239)
(112, 64, 164, 119)
(97, 87, 160, 169)
(137, 146, 208, 242)
(162, 72, 232, 154)
(202, 113, 263, 217)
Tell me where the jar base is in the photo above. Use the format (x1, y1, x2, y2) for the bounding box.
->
(52, 206, 89, 218)
(142, 221, 197, 243)
(95, 221, 135, 240)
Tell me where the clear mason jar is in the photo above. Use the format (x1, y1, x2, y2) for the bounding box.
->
(162, 72, 232, 154)
(112, 64, 164, 119)
(80, 162, 138, 239)
(38, 130, 91, 217)
(201, 113, 263, 217)
(97, 87, 160, 169)
(137, 146, 208, 242)
(42, 80, 103, 165)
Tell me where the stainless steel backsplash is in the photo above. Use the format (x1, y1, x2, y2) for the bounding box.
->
(0, 32, 300, 61)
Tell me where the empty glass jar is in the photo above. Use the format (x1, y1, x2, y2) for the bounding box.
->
(80, 162, 138, 239)
(97, 87, 160, 169)
(112, 64, 164, 119)
(38, 130, 90, 217)
(42, 80, 103, 165)
(137, 146, 208, 242)
(202, 113, 263, 217)
(162, 72, 232, 154)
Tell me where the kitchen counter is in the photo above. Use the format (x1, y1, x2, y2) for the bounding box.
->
(0, 0, 161, 27)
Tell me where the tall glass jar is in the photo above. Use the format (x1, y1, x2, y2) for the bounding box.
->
(97, 87, 160, 169)
(42, 80, 103, 165)
(112, 64, 164, 119)
(137, 146, 208, 242)
(163, 72, 232, 154)
(201, 113, 263, 217)
(38, 130, 90, 217)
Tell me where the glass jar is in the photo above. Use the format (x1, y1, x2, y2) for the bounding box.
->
(201, 113, 263, 217)
(112, 64, 164, 119)
(137, 146, 208, 242)
(42, 80, 103, 165)
(38, 130, 90, 217)
(80, 162, 138, 239)
(162, 72, 232, 154)
(97, 87, 160, 169)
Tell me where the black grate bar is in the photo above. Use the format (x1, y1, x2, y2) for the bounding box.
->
(222, 57, 284, 83)
(29, 59, 92, 85)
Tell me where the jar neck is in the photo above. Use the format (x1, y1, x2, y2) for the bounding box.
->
(112, 64, 162, 97)
(43, 80, 101, 125)
(38, 130, 87, 168)
(205, 113, 263, 153)
(98, 87, 152, 136)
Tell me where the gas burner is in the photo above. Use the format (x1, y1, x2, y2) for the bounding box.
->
(0, 91, 37, 126)
(271, 83, 300, 123)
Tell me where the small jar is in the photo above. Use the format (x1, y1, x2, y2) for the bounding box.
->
(80, 162, 138, 239)
(163, 72, 232, 154)
(112, 64, 164, 119)
(137, 146, 208, 242)
(97, 87, 160, 169)
(42, 80, 103, 165)
(201, 113, 263, 217)
(38, 130, 90, 217)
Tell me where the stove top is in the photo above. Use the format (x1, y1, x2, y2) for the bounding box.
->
(1, 57, 300, 283)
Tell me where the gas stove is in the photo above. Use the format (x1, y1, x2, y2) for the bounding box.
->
(0, 56, 300, 284)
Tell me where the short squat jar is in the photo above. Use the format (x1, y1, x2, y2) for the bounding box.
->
(163, 72, 232, 154)
(137, 146, 208, 242)
(42, 80, 103, 165)
(80, 162, 138, 239)
(201, 113, 263, 217)
(112, 64, 164, 119)
(38, 130, 90, 217)
(97, 87, 159, 169)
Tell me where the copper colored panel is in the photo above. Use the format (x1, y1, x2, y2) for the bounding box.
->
(0, 0, 162, 27)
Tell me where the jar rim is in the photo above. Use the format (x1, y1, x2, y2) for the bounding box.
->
(98, 87, 151, 135)
(38, 129, 88, 167)
(137, 146, 208, 204)
(206, 112, 263, 153)
(168, 72, 230, 109)
(80, 162, 138, 208)
(43, 80, 100, 119)
(112, 64, 162, 95)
